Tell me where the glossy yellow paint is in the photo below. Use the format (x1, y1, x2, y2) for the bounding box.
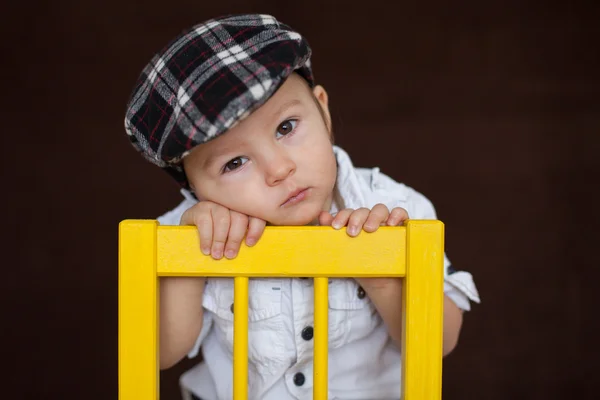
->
(233, 277, 249, 400)
(118, 219, 444, 400)
(118, 220, 159, 400)
(402, 221, 445, 399)
(313, 277, 329, 399)
(155, 225, 406, 277)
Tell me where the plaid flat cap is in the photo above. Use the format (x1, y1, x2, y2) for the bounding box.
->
(124, 14, 314, 189)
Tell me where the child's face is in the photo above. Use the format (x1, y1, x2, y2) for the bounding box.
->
(183, 74, 337, 226)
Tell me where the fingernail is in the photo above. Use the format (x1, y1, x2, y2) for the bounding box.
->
(225, 249, 236, 259)
(332, 222, 341, 230)
(201, 247, 210, 255)
(212, 249, 223, 259)
(246, 238, 256, 246)
(348, 226, 357, 236)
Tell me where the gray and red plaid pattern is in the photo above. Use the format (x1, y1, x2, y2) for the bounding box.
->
(124, 14, 314, 188)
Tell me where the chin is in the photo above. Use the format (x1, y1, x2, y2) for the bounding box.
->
(270, 208, 322, 226)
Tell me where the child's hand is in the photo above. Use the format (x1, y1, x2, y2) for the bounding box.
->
(180, 201, 266, 259)
(319, 204, 409, 290)
(318, 204, 408, 236)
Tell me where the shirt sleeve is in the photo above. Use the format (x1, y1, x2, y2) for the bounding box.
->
(405, 185, 481, 311)
(371, 170, 481, 311)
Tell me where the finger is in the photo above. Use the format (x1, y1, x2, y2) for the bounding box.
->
(182, 204, 213, 256)
(331, 209, 354, 230)
(210, 207, 231, 259)
(364, 204, 390, 232)
(386, 207, 409, 226)
(245, 217, 266, 247)
(318, 211, 335, 226)
(347, 208, 370, 237)
(224, 211, 249, 259)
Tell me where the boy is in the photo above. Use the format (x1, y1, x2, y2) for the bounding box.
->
(124, 14, 480, 400)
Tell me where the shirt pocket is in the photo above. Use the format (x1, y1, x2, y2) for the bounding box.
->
(327, 279, 380, 349)
(203, 278, 287, 369)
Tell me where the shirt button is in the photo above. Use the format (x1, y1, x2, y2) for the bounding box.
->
(293, 372, 306, 386)
(301, 326, 314, 341)
(230, 303, 234, 313)
(357, 286, 366, 299)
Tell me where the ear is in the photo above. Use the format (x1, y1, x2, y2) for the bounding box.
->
(312, 85, 332, 133)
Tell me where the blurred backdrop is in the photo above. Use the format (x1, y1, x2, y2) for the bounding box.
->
(2, 1, 599, 399)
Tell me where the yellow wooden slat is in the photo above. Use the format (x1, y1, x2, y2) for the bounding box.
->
(118, 220, 159, 400)
(401, 220, 445, 400)
(156, 226, 406, 277)
(233, 277, 249, 400)
(313, 277, 329, 399)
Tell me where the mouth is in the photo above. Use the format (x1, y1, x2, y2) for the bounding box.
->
(281, 188, 310, 207)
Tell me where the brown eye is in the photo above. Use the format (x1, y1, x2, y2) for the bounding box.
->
(276, 119, 297, 138)
(223, 156, 248, 172)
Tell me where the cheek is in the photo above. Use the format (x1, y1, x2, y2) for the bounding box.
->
(199, 175, 268, 211)
(309, 136, 336, 172)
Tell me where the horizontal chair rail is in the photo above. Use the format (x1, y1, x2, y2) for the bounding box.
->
(156, 225, 407, 277)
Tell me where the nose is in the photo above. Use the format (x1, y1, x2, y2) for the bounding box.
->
(265, 150, 296, 186)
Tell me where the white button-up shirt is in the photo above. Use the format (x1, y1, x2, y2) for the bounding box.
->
(158, 146, 480, 400)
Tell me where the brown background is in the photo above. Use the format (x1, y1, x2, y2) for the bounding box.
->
(3, 1, 599, 399)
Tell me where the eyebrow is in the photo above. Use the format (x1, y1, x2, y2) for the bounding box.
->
(201, 147, 228, 171)
(271, 99, 303, 123)
(201, 138, 246, 172)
